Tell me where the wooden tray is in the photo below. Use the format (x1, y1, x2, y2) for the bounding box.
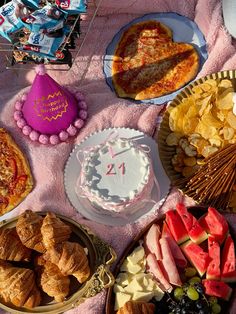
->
(157, 69, 236, 184)
(0, 212, 117, 314)
(105, 206, 236, 314)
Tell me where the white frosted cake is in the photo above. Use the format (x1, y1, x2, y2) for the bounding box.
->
(76, 138, 154, 216)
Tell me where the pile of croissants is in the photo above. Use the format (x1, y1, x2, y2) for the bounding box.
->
(0, 210, 90, 309)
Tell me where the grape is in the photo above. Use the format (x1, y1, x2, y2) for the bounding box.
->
(209, 296, 218, 304)
(186, 286, 199, 300)
(196, 300, 205, 309)
(184, 267, 197, 277)
(174, 287, 184, 300)
(194, 283, 204, 294)
(188, 276, 201, 284)
(212, 303, 221, 314)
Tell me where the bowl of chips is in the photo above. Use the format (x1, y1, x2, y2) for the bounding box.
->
(157, 70, 236, 211)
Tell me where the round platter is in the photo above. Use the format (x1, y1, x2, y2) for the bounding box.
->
(0, 212, 116, 314)
(105, 206, 236, 314)
(103, 12, 208, 105)
(157, 69, 236, 185)
(64, 127, 170, 226)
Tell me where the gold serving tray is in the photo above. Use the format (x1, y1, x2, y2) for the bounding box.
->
(0, 212, 117, 314)
(157, 69, 236, 185)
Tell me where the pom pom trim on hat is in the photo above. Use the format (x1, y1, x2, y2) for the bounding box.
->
(14, 88, 88, 145)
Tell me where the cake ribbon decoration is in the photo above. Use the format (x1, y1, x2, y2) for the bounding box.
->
(75, 133, 160, 219)
(14, 64, 88, 144)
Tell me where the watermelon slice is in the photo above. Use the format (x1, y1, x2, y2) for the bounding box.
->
(202, 279, 232, 301)
(162, 222, 187, 268)
(165, 210, 189, 244)
(206, 235, 220, 280)
(221, 234, 236, 282)
(181, 240, 210, 276)
(176, 203, 208, 244)
(202, 207, 229, 244)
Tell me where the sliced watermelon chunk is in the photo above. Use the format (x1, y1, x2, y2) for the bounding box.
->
(221, 234, 236, 282)
(165, 210, 189, 244)
(206, 236, 220, 280)
(202, 279, 232, 301)
(181, 240, 210, 276)
(204, 207, 229, 244)
(176, 203, 208, 244)
(144, 224, 162, 260)
(162, 222, 187, 268)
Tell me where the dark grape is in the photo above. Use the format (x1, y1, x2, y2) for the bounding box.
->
(196, 300, 205, 309)
(194, 283, 204, 294)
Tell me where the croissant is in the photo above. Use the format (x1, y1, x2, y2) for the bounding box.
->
(0, 228, 31, 262)
(35, 255, 70, 302)
(0, 260, 41, 308)
(41, 212, 72, 249)
(16, 210, 45, 253)
(117, 301, 155, 314)
(44, 241, 90, 283)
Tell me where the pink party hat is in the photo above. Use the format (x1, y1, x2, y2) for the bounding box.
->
(14, 65, 88, 145)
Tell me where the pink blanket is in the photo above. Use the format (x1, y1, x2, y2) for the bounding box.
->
(0, 0, 236, 313)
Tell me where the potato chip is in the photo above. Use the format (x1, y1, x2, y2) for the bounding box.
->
(200, 82, 213, 92)
(195, 120, 217, 139)
(222, 127, 235, 140)
(209, 135, 222, 147)
(217, 90, 233, 110)
(218, 79, 232, 89)
(201, 112, 223, 128)
(192, 85, 203, 94)
(226, 111, 236, 129)
(201, 145, 219, 158)
(182, 117, 199, 134)
(166, 132, 182, 146)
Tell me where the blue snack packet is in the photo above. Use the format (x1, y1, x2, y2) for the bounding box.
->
(21, 0, 40, 9)
(55, 0, 87, 15)
(21, 4, 67, 33)
(17, 26, 69, 60)
(0, 1, 24, 42)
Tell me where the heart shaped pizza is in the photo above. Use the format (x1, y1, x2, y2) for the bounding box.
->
(112, 20, 199, 100)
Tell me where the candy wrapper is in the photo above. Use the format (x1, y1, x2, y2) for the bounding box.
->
(17, 26, 69, 59)
(0, 1, 25, 42)
(55, 0, 87, 15)
(21, 4, 67, 33)
(21, 0, 40, 9)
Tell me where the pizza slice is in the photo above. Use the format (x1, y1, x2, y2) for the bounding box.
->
(0, 128, 33, 216)
(112, 20, 199, 100)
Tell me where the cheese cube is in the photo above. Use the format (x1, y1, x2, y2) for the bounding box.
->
(153, 284, 165, 301)
(127, 246, 145, 265)
(116, 272, 130, 287)
(113, 284, 125, 293)
(121, 259, 143, 274)
(132, 291, 154, 302)
(114, 292, 132, 311)
(123, 278, 143, 294)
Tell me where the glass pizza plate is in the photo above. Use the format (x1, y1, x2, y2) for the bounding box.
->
(103, 12, 208, 105)
(0, 212, 116, 314)
(64, 127, 170, 226)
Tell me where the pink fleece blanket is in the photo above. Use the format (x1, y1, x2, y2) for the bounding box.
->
(0, 0, 236, 313)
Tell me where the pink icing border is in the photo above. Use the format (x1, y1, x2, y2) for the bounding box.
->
(14, 88, 88, 145)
